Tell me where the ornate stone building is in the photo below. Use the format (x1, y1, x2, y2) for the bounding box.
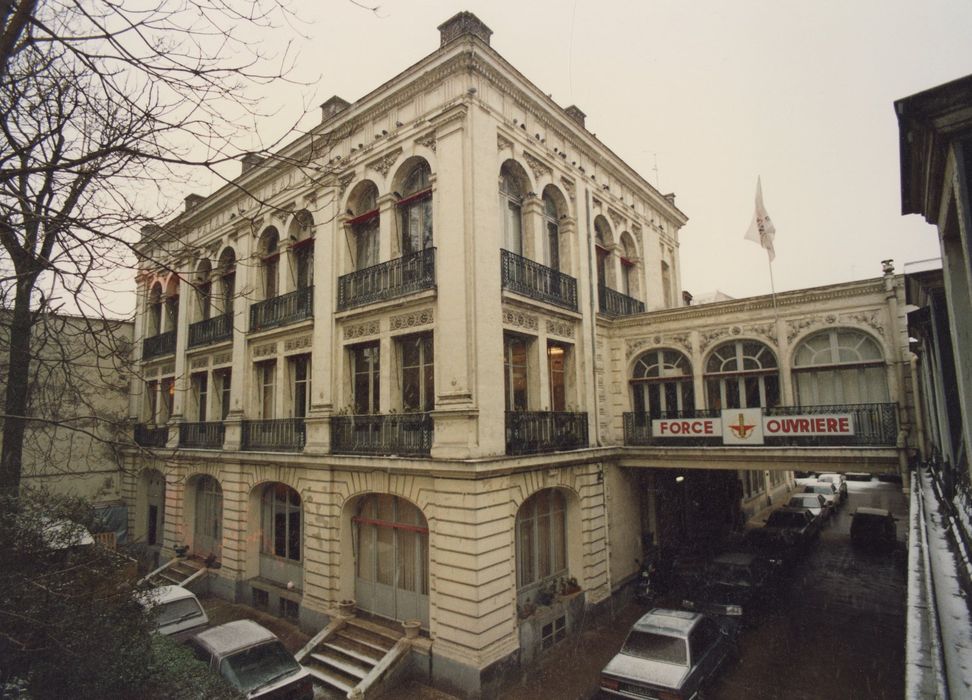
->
(125, 12, 915, 696)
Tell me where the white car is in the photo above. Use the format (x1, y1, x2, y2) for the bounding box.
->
(138, 584, 209, 642)
(802, 481, 840, 510)
(816, 473, 848, 502)
(787, 492, 832, 521)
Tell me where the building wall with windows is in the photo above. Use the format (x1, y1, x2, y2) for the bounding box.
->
(123, 13, 916, 696)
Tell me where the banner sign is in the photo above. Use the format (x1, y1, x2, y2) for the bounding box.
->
(651, 409, 855, 446)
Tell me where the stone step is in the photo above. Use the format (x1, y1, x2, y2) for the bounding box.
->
(323, 639, 383, 666)
(309, 652, 369, 680)
(337, 626, 395, 655)
(303, 663, 354, 694)
(345, 617, 402, 645)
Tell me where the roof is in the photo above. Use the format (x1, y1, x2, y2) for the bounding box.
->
(141, 585, 198, 606)
(712, 552, 756, 567)
(854, 507, 892, 517)
(633, 608, 699, 637)
(193, 619, 276, 655)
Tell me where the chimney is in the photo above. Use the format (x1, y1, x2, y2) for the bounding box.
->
(184, 194, 204, 212)
(438, 11, 492, 47)
(664, 193, 676, 205)
(682, 290, 693, 306)
(140, 224, 162, 241)
(240, 153, 264, 175)
(320, 96, 351, 123)
(565, 105, 586, 129)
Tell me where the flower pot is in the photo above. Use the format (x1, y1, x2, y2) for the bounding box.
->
(337, 599, 356, 616)
(402, 619, 422, 639)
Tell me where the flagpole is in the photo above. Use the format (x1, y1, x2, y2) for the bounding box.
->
(767, 254, 778, 314)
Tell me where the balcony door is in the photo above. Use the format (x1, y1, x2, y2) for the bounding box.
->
(193, 475, 223, 560)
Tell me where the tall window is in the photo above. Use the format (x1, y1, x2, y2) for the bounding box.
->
(257, 360, 275, 419)
(351, 343, 380, 414)
(195, 261, 212, 321)
(146, 380, 159, 423)
(295, 241, 313, 290)
(792, 329, 889, 405)
(620, 234, 636, 297)
(260, 228, 280, 299)
(147, 283, 163, 336)
(159, 378, 174, 423)
(504, 335, 529, 411)
(352, 185, 380, 270)
(290, 354, 310, 418)
(262, 483, 301, 562)
(400, 334, 434, 412)
(191, 373, 208, 422)
(631, 349, 695, 416)
(218, 249, 236, 315)
(215, 369, 232, 420)
(595, 219, 611, 290)
(542, 192, 560, 271)
(547, 342, 568, 411)
(164, 291, 179, 332)
(516, 489, 567, 591)
(705, 340, 780, 410)
(399, 163, 433, 257)
(661, 261, 673, 308)
(500, 166, 523, 255)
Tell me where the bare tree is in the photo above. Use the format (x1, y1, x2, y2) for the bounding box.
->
(0, 0, 316, 497)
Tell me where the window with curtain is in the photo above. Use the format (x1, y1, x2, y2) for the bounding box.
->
(792, 328, 889, 405)
(500, 167, 523, 255)
(547, 342, 568, 411)
(257, 360, 275, 419)
(705, 340, 780, 410)
(290, 354, 310, 418)
(260, 228, 280, 299)
(516, 489, 567, 590)
(351, 343, 380, 414)
(262, 483, 301, 562)
(400, 333, 434, 412)
(631, 349, 695, 416)
(504, 334, 529, 411)
(399, 163, 433, 257)
(543, 192, 560, 271)
(352, 185, 380, 270)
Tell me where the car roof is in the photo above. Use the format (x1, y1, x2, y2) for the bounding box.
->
(712, 551, 756, 566)
(193, 619, 276, 654)
(633, 608, 699, 637)
(145, 585, 199, 605)
(854, 507, 892, 517)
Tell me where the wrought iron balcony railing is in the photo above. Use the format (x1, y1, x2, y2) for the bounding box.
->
(241, 418, 306, 451)
(337, 248, 436, 311)
(501, 249, 578, 311)
(598, 285, 645, 316)
(331, 412, 433, 456)
(623, 403, 899, 447)
(179, 421, 225, 449)
(249, 286, 313, 333)
(134, 423, 169, 448)
(142, 331, 176, 360)
(188, 313, 233, 348)
(505, 411, 589, 455)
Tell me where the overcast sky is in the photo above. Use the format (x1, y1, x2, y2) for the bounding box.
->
(196, 0, 972, 300)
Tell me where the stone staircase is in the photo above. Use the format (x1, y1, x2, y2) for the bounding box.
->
(139, 556, 209, 588)
(296, 617, 410, 698)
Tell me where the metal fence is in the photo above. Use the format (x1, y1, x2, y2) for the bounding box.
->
(505, 411, 589, 455)
(142, 331, 176, 360)
(241, 418, 306, 451)
(330, 413, 433, 456)
(249, 286, 313, 332)
(187, 313, 233, 348)
(178, 421, 225, 448)
(598, 285, 645, 316)
(134, 424, 169, 447)
(501, 249, 578, 311)
(337, 249, 436, 310)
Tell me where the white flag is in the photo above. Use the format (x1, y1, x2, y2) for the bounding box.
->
(745, 177, 776, 262)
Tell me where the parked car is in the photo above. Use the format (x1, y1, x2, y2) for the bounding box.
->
(802, 482, 840, 510)
(850, 507, 898, 550)
(138, 584, 209, 642)
(762, 506, 822, 545)
(600, 608, 736, 699)
(787, 492, 832, 522)
(188, 620, 313, 699)
(681, 552, 773, 622)
(744, 508, 818, 567)
(816, 473, 848, 503)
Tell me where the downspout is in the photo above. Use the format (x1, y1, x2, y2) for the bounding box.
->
(585, 188, 600, 446)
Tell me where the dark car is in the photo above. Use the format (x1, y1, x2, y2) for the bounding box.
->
(600, 608, 736, 699)
(763, 506, 821, 544)
(681, 552, 773, 622)
(850, 507, 897, 550)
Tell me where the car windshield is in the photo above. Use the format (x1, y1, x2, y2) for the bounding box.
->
(765, 511, 804, 528)
(712, 563, 753, 586)
(220, 641, 300, 692)
(156, 597, 205, 627)
(621, 630, 688, 665)
(807, 485, 832, 495)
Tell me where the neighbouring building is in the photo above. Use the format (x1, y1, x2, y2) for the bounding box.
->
(125, 12, 916, 696)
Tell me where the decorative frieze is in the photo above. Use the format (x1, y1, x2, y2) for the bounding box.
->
(608, 208, 624, 231)
(699, 327, 731, 352)
(786, 317, 820, 344)
(344, 320, 380, 339)
(746, 323, 777, 342)
(497, 134, 514, 152)
(523, 151, 551, 181)
(626, 332, 691, 359)
(842, 310, 885, 337)
(284, 335, 312, 352)
(338, 172, 355, 198)
(160, 362, 175, 376)
(503, 309, 539, 332)
(390, 309, 434, 331)
(213, 352, 233, 366)
(560, 176, 575, 201)
(546, 319, 574, 339)
(190, 356, 210, 370)
(416, 132, 437, 153)
(368, 148, 402, 177)
(253, 342, 277, 358)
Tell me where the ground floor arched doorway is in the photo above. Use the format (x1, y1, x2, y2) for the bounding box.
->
(352, 494, 429, 627)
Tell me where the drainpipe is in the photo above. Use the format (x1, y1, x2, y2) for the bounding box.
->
(585, 188, 600, 446)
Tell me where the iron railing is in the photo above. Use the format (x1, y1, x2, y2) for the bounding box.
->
(142, 331, 176, 360)
(241, 418, 306, 451)
(337, 248, 436, 310)
(330, 413, 433, 456)
(188, 313, 233, 348)
(249, 286, 313, 332)
(501, 249, 578, 311)
(622, 403, 899, 447)
(178, 421, 225, 449)
(598, 285, 645, 316)
(505, 411, 589, 455)
(134, 424, 169, 448)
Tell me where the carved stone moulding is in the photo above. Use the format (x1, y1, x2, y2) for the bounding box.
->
(190, 356, 210, 370)
(546, 319, 575, 339)
(213, 352, 233, 366)
(253, 342, 277, 358)
(344, 320, 380, 340)
(284, 335, 312, 352)
(390, 308, 434, 331)
(502, 308, 539, 332)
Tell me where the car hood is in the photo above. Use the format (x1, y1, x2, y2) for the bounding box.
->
(602, 652, 688, 690)
(247, 667, 311, 699)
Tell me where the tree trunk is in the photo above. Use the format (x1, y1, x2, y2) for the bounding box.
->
(0, 279, 35, 497)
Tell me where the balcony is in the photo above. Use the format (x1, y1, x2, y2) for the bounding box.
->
(188, 313, 233, 348)
(249, 286, 313, 333)
(598, 285, 645, 316)
(501, 250, 578, 311)
(623, 403, 899, 447)
(178, 421, 225, 449)
(134, 424, 169, 448)
(241, 418, 306, 451)
(505, 411, 589, 455)
(337, 248, 436, 311)
(331, 413, 433, 456)
(142, 331, 176, 360)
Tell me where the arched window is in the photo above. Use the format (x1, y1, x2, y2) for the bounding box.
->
(194, 260, 212, 321)
(350, 184, 380, 270)
(147, 283, 163, 336)
(290, 210, 314, 291)
(259, 228, 280, 299)
(792, 329, 889, 405)
(631, 349, 694, 416)
(594, 218, 611, 290)
(163, 278, 179, 333)
(542, 190, 560, 271)
(261, 483, 301, 562)
(399, 163, 433, 257)
(620, 233, 637, 297)
(661, 261, 673, 308)
(516, 489, 567, 592)
(705, 340, 780, 409)
(499, 165, 524, 255)
(217, 248, 236, 315)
